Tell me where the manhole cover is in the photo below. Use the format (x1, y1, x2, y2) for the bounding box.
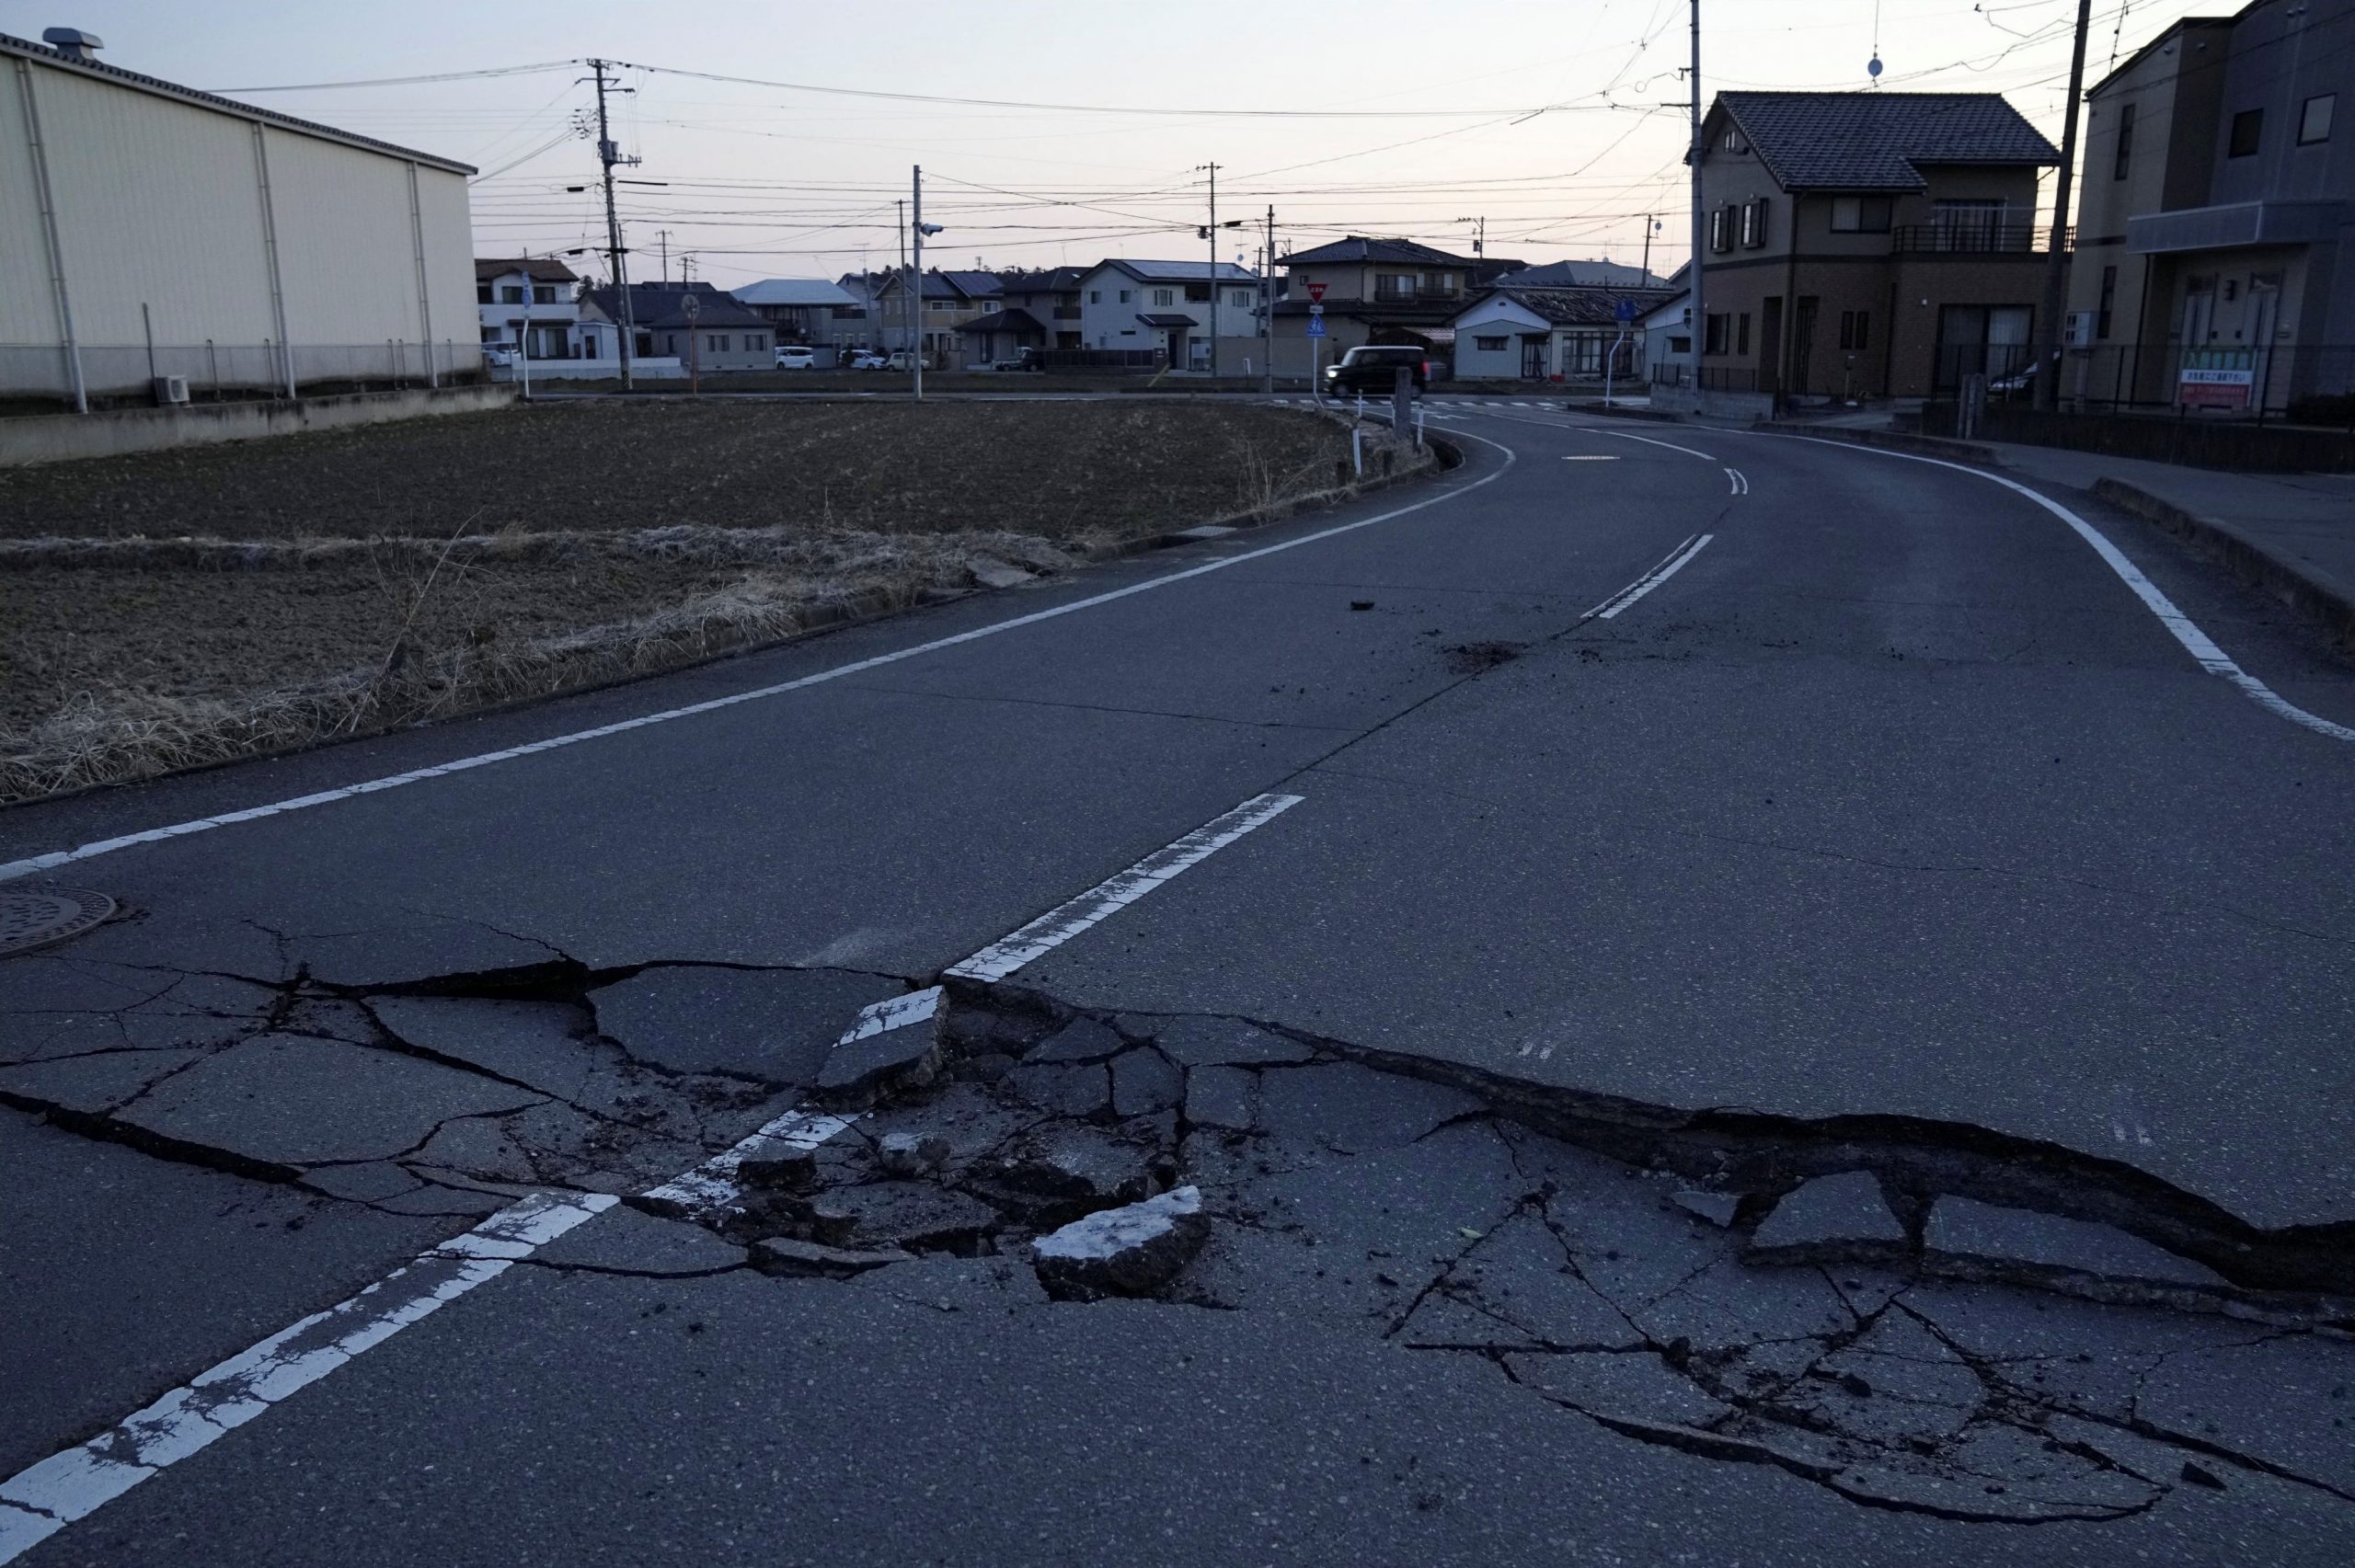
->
(0, 887, 118, 957)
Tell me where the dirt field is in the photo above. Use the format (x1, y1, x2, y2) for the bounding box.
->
(0, 400, 1374, 802)
(0, 399, 1348, 542)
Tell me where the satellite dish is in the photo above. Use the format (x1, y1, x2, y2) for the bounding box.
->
(1867, 55, 1883, 79)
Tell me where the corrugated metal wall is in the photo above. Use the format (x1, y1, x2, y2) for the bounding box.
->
(0, 49, 478, 398)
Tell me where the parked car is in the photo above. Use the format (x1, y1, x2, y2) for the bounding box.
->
(886, 350, 918, 372)
(1986, 350, 2061, 398)
(481, 346, 516, 370)
(1324, 345, 1429, 396)
(845, 350, 888, 371)
(988, 354, 1041, 372)
(774, 345, 818, 370)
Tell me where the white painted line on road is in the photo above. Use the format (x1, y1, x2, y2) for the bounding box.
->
(948, 792, 1304, 983)
(1725, 467, 1749, 495)
(1562, 455, 1620, 462)
(1762, 433, 2355, 745)
(636, 1103, 863, 1215)
(1584, 533, 1716, 621)
(0, 435, 1517, 885)
(0, 1190, 615, 1565)
(1591, 428, 1719, 463)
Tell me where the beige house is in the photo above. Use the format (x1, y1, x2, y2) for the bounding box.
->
(1667, 91, 2062, 411)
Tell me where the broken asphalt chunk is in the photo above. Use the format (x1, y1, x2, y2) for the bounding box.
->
(595, 967, 903, 1083)
(1003, 1060, 1112, 1119)
(1923, 1196, 2225, 1288)
(814, 1010, 946, 1109)
(1109, 1047, 1184, 1117)
(1023, 1018, 1126, 1065)
(1671, 1190, 1743, 1228)
(972, 1124, 1161, 1224)
(1032, 1185, 1209, 1299)
(1184, 1062, 1259, 1131)
(1745, 1171, 1905, 1261)
(804, 1181, 1000, 1253)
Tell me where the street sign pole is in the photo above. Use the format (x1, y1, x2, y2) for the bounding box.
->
(1305, 281, 1328, 404)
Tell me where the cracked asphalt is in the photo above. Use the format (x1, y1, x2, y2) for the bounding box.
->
(4, 406, 2352, 1564)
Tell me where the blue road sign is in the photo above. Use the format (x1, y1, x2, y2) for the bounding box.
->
(1304, 316, 1327, 338)
(1614, 297, 1637, 323)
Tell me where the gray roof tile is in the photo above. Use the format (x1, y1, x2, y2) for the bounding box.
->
(1717, 91, 2060, 191)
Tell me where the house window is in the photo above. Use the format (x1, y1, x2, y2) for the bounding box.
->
(1933, 200, 2006, 250)
(748, 334, 766, 351)
(1424, 272, 1454, 295)
(1838, 310, 1870, 351)
(1230, 289, 1252, 307)
(2229, 108, 2263, 157)
(1667, 335, 1691, 354)
(2097, 265, 2118, 339)
(1118, 290, 1132, 303)
(1722, 128, 1747, 152)
(1089, 290, 1102, 303)
(1154, 289, 1174, 307)
(1736, 313, 1751, 355)
(2299, 93, 2335, 145)
(532, 285, 558, 304)
(1184, 282, 1211, 303)
(500, 285, 524, 304)
(1473, 335, 1508, 351)
(1704, 313, 1729, 355)
(476, 283, 493, 303)
(1708, 207, 1732, 253)
(1740, 199, 1767, 247)
(2114, 100, 2137, 178)
(706, 335, 729, 352)
(1829, 196, 1893, 233)
(1374, 272, 1419, 301)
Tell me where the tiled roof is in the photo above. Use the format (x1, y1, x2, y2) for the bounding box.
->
(1717, 91, 2060, 191)
(1098, 258, 1258, 283)
(995, 266, 1087, 292)
(1458, 286, 1680, 327)
(957, 307, 1045, 335)
(476, 257, 578, 284)
(735, 278, 857, 307)
(1490, 259, 1670, 290)
(1280, 235, 1476, 267)
(583, 283, 768, 330)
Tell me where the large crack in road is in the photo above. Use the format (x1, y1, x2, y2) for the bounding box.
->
(6, 936, 2352, 1536)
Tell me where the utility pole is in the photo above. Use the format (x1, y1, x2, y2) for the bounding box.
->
(1687, 3, 1706, 396)
(588, 59, 638, 391)
(912, 165, 926, 401)
(1200, 162, 1221, 378)
(1263, 204, 1276, 395)
(895, 198, 908, 360)
(1456, 215, 1485, 259)
(2033, 0, 2092, 413)
(1641, 214, 1656, 283)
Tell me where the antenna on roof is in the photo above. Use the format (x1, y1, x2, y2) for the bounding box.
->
(1867, 0, 1884, 83)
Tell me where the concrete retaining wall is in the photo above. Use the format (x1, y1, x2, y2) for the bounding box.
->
(1648, 383, 1777, 421)
(0, 383, 517, 467)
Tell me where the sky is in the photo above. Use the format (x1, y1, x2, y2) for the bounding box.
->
(7, 0, 2228, 286)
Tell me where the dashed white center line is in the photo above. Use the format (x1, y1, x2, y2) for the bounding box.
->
(1725, 467, 1749, 495)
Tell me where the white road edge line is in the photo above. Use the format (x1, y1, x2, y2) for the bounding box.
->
(948, 791, 1304, 982)
(1761, 432, 2355, 745)
(1591, 427, 1720, 463)
(1584, 533, 1716, 621)
(1724, 466, 1749, 495)
(0, 438, 1517, 885)
(0, 1190, 615, 1565)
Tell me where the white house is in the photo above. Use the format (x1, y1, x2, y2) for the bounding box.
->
(1075, 259, 1263, 372)
(735, 278, 860, 364)
(1449, 286, 1675, 383)
(1637, 289, 1694, 389)
(476, 258, 600, 361)
(1, 27, 478, 406)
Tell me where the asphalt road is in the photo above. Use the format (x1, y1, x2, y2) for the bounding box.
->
(5, 403, 2351, 1562)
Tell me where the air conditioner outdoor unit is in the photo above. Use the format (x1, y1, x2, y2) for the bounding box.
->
(152, 374, 189, 406)
(2063, 311, 2097, 349)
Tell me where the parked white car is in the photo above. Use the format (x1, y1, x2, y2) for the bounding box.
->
(886, 350, 917, 372)
(774, 345, 818, 370)
(845, 350, 888, 371)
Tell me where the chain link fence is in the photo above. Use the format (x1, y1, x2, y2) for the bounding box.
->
(2, 340, 488, 414)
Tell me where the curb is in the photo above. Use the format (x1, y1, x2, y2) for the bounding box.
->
(1568, 401, 1680, 423)
(1750, 421, 1999, 464)
(2090, 478, 2355, 649)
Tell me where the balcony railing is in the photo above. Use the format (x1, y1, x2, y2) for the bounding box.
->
(1890, 223, 2072, 255)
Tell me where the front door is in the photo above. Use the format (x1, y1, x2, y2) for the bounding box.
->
(1790, 297, 1819, 395)
(1520, 337, 1546, 378)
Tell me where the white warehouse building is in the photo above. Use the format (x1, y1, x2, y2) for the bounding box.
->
(1, 28, 480, 410)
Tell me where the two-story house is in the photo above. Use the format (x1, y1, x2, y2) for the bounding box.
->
(866, 269, 1003, 368)
(1269, 237, 1515, 377)
(2072, 0, 2353, 413)
(735, 279, 860, 364)
(1666, 92, 2062, 410)
(580, 281, 773, 372)
(476, 258, 600, 361)
(967, 266, 1087, 361)
(1074, 259, 1263, 372)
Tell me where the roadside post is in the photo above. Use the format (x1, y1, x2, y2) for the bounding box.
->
(1391, 365, 1410, 440)
(1306, 281, 1327, 402)
(1604, 296, 1636, 406)
(683, 292, 700, 396)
